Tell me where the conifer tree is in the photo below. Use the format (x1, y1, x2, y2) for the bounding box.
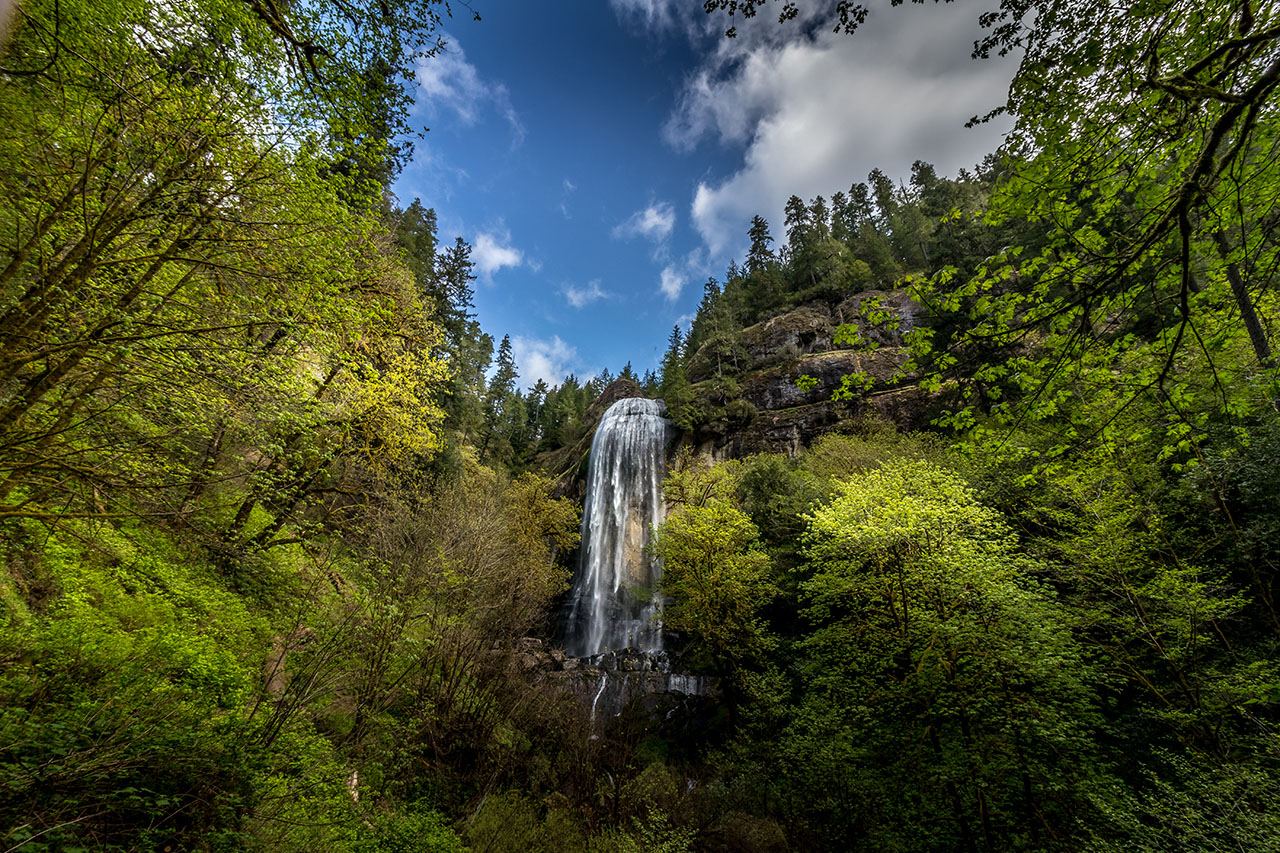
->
(784, 195, 812, 262)
(685, 278, 722, 359)
(746, 215, 775, 274)
(482, 335, 519, 461)
(394, 199, 439, 295)
(660, 326, 687, 390)
(659, 325, 695, 429)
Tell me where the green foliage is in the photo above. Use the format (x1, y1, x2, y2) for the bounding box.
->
(654, 455, 779, 722)
(8, 1, 1280, 849)
(0, 0, 451, 538)
(791, 459, 1104, 848)
(591, 811, 697, 853)
(654, 499, 776, 676)
(1, 521, 264, 849)
(352, 805, 467, 853)
(798, 423, 953, 484)
(464, 791, 585, 853)
(1082, 752, 1280, 852)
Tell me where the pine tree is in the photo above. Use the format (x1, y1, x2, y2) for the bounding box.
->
(393, 199, 438, 296)
(746, 215, 774, 274)
(482, 335, 519, 460)
(784, 195, 812, 262)
(434, 237, 479, 343)
(429, 237, 490, 448)
(686, 278, 722, 358)
(660, 325, 686, 389)
(526, 378, 549, 445)
(659, 325, 694, 427)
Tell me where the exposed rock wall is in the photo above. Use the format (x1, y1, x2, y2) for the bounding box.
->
(686, 288, 941, 460)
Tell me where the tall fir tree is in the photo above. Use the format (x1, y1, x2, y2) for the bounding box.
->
(481, 334, 519, 462)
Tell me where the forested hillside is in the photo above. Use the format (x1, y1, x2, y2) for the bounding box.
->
(3, 0, 1280, 851)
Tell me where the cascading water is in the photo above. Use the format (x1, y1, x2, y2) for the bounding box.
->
(564, 397, 672, 658)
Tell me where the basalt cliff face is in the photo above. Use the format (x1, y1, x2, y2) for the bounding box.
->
(683, 288, 940, 461)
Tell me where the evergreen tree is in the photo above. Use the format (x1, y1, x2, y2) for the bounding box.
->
(846, 178, 901, 283)
(809, 194, 831, 242)
(784, 195, 812, 264)
(434, 237, 480, 343)
(393, 199, 439, 296)
(746, 215, 775, 273)
(426, 237, 490, 448)
(697, 277, 748, 378)
(526, 378, 549, 446)
(686, 278, 722, 359)
(482, 335, 519, 461)
(829, 190, 851, 243)
(660, 326, 687, 391)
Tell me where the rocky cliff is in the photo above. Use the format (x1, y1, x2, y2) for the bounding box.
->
(681, 288, 941, 461)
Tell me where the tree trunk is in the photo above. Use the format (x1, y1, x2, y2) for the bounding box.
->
(1213, 230, 1274, 369)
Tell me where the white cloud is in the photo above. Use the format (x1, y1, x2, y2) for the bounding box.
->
(665, 1, 1015, 259)
(416, 35, 525, 145)
(608, 0, 676, 32)
(608, 0, 717, 41)
(512, 335, 578, 390)
(613, 201, 677, 243)
(473, 229, 523, 279)
(564, 279, 608, 309)
(659, 266, 685, 301)
(559, 178, 577, 219)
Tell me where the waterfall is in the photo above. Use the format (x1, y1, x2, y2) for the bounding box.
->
(565, 397, 672, 658)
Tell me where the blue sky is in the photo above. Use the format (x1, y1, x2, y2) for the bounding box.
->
(392, 0, 1017, 389)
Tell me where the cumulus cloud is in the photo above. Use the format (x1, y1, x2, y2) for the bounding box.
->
(659, 266, 685, 301)
(662, 1, 1015, 259)
(473, 229, 523, 279)
(613, 201, 677, 243)
(512, 335, 578, 390)
(564, 279, 609, 309)
(416, 35, 525, 145)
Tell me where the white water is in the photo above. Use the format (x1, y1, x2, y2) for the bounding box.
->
(564, 397, 672, 658)
(590, 673, 608, 725)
